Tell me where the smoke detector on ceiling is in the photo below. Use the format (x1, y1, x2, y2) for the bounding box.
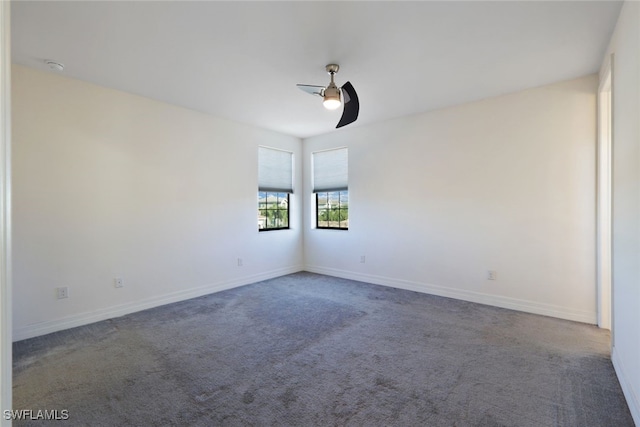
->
(45, 60, 64, 72)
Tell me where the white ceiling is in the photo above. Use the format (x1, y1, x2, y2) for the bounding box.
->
(11, 1, 622, 139)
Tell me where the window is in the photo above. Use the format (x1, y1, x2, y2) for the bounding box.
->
(258, 192, 289, 230)
(316, 191, 348, 229)
(258, 147, 293, 231)
(313, 147, 348, 230)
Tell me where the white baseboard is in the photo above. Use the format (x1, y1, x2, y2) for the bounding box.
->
(13, 265, 303, 342)
(612, 346, 640, 426)
(15, 265, 598, 341)
(304, 265, 597, 324)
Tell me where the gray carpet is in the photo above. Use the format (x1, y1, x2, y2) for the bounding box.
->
(13, 272, 634, 426)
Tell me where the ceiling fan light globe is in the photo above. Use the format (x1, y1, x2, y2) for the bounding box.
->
(323, 98, 341, 110)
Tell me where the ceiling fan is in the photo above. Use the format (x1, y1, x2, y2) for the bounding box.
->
(297, 64, 359, 129)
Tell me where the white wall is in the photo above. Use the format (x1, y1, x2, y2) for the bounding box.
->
(12, 65, 303, 340)
(304, 75, 598, 324)
(604, 1, 640, 424)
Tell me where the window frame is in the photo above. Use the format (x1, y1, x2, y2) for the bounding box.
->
(315, 190, 349, 230)
(258, 191, 290, 232)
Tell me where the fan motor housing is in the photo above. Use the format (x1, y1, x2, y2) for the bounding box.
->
(324, 84, 340, 98)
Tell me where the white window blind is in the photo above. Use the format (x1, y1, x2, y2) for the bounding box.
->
(258, 146, 293, 193)
(313, 147, 348, 192)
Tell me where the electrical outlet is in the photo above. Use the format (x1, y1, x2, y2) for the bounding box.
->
(360, 255, 366, 263)
(114, 278, 124, 288)
(487, 270, 497, 280)
(56, 287, 69, 299)
(237, 258, 243, 267)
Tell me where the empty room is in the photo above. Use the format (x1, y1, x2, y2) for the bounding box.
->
(0, 0, 639, 425)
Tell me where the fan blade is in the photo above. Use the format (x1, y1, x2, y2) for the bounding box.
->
(336, 81, 359, 128)
(297, 84, 325, 96)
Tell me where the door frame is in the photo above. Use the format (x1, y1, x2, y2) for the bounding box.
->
(0, 0, 12, 420)
(596, 54, 613, 336)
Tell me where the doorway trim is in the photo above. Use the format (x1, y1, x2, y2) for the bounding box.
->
(0, 0, 12, 420)
(596, 54, 613, 335)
